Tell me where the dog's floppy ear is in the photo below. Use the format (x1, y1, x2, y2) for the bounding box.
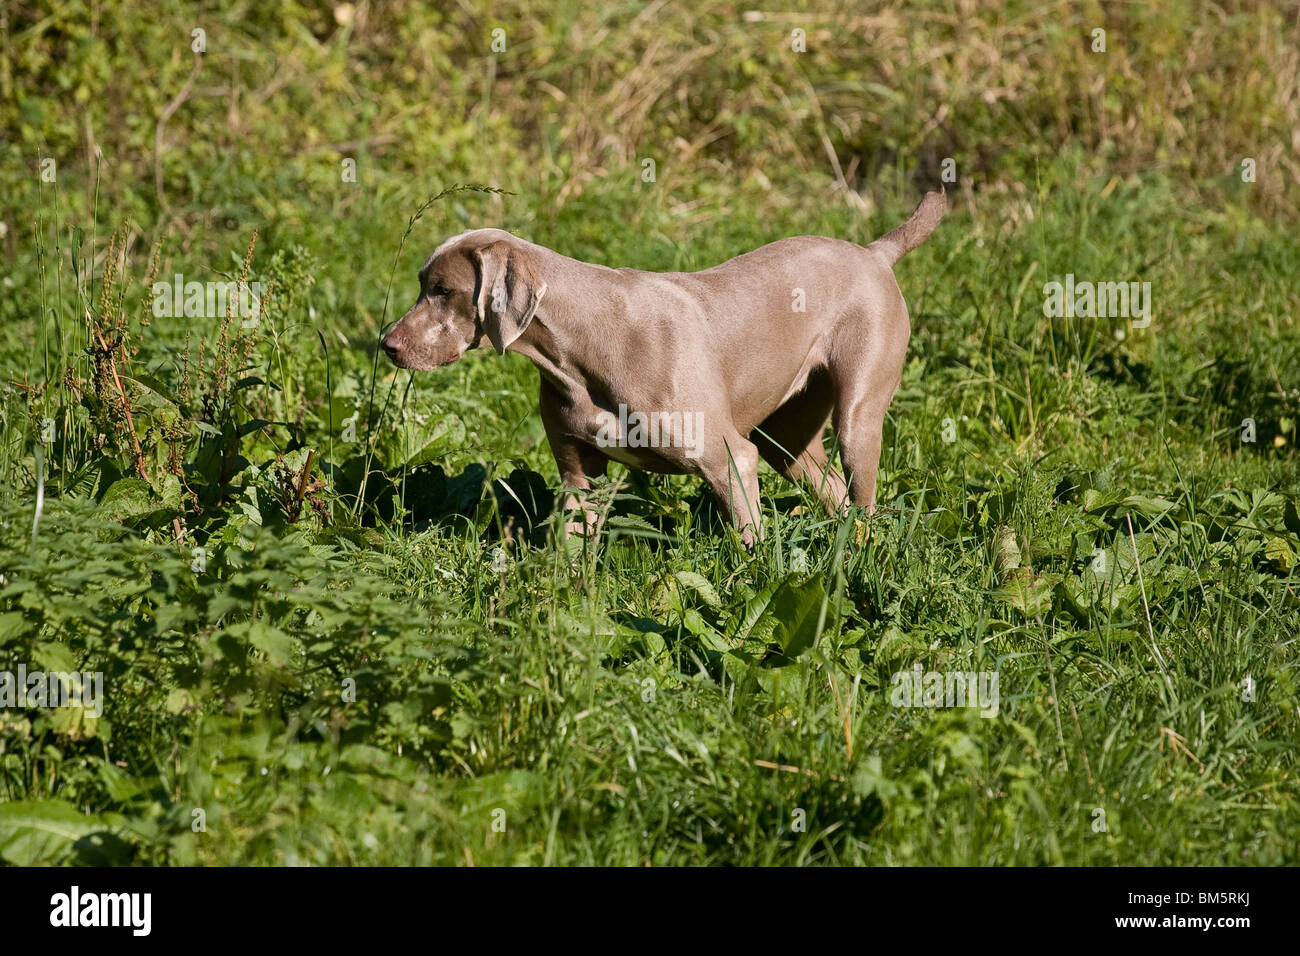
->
(473, 240, 547, 355)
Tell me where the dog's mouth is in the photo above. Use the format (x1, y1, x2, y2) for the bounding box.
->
(383, 347, 464, 371)
(432, 349, 465, 368)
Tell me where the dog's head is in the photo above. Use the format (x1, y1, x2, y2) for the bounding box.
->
(380, 229, 547, 370)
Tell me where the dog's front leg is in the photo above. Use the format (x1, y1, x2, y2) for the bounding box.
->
(697, 429, 763, 548)
(539, 378, 608, 538)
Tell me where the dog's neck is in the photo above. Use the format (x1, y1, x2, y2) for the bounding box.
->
(505, 259, 619, 410)
(508, 318, 581, 396)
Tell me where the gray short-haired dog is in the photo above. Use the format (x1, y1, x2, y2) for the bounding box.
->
(382, 191, 945, 544)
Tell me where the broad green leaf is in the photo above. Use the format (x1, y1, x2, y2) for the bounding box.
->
(0, 800, 112, 865)
(768, 574, 827, 657)
(673, 570, 721, 609)
(97, 477, 156, 522)
(248, 620, 294, 666)
(1264, 536, 1294, 572)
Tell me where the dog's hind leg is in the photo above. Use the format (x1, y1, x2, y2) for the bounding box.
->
(752, 372, 849, 513)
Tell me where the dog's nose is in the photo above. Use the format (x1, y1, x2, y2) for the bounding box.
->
(381, 332, 401, 358)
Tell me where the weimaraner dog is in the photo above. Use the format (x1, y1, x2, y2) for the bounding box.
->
(381, 192, 945, 545)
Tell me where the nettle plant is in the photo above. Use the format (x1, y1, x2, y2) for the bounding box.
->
(16, 224, 345, 546)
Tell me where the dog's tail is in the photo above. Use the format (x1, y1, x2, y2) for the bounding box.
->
(868, 190, 946, 266)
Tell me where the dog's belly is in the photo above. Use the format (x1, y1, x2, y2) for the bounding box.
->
(598, 442, 691, 474)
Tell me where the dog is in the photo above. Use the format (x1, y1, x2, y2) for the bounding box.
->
(381, 191, 945, 545)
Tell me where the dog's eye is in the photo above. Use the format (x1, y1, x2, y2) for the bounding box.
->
(429, 283, 452, 299)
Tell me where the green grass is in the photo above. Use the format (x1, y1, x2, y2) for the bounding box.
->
(0, 1, 1297, 866)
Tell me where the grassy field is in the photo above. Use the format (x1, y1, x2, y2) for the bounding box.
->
(1, 1, 1297, 865)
